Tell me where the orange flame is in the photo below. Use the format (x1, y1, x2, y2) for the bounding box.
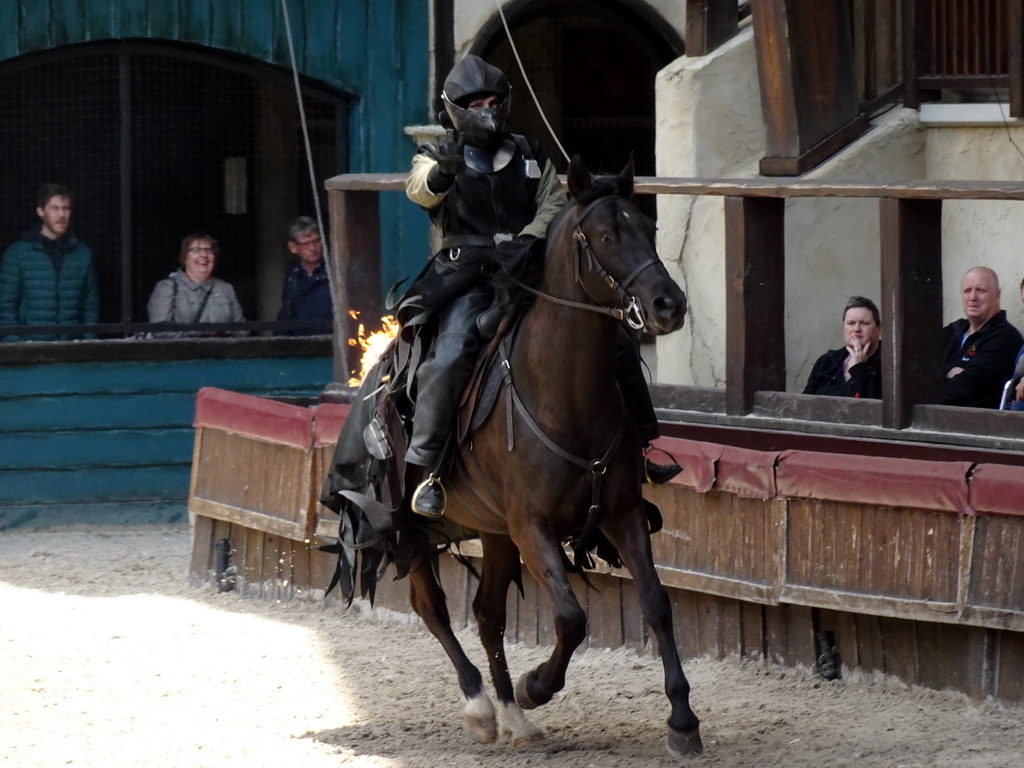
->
(348, 311, 399, 386)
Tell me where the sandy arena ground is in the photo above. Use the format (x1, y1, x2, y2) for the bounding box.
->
(1, 525, 1022, 768)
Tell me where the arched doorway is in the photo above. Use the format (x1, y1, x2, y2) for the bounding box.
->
(469, 1, 683, 190)
(0, 42, 347, 327)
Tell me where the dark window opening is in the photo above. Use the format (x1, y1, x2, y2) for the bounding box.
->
(0, 43, 347, 340)
(477, 2, 678, 222)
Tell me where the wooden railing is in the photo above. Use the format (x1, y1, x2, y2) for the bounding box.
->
(904, 0, 1023, 113)
(325, 173, 1024, 455)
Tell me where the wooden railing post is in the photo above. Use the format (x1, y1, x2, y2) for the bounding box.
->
(1010, 0, 1024, 116)
(879, 198, 943, 429)
(902, 0, 923, 109)
(685, 0, 739, 56)
(327, 188, 383, 386)
(725, 196, 786, 415)
(751, 0, 868, 174)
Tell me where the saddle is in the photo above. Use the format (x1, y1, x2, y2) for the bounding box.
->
(457, 310, 520, 444)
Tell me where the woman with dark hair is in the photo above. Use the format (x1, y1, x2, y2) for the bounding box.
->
(802, 296, 882, 398)
(147, 233, 245, 336)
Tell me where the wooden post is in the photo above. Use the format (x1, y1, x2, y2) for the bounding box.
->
(902, 0, 922, 109)
(1010, 0, 1024, 117)
(686, 0, 739, 57)
(725, 196, 786, 415)
(433, 0, 455, 101)
(751, 0, 869, 175)
(878, 198, 943, 430)
(327, 188, 384, 386)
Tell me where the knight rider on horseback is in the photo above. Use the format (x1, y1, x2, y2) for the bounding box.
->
(399, 54, 680, 518)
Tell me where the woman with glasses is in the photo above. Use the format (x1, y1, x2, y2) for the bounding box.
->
(146, 233, 245, 336)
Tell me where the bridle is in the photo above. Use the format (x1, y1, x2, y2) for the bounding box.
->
(516, 195, 658, 331)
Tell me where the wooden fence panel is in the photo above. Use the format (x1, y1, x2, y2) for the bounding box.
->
(186, 396, 1024, 704)
(969, 514, 1024, 615)
(650, 486, 780, 601)
(785, 499, 961, 610)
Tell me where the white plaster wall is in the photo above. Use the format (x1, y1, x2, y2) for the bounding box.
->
(783, 108, 925, 392)
(652, 21, 928, 391)
(923, 122, 1024, 333)
(453, 1, 686, 56)
(653, 27, 763, 387)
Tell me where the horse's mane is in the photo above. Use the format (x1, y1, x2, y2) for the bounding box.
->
(543, 172, 632, 243)
(574, 173, 633, 206)
(495, 173, 632, 291)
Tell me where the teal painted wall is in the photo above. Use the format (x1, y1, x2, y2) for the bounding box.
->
(0, 2, 430, 528)
(0, 0, 431, 285)
(0, 356, 333, 529)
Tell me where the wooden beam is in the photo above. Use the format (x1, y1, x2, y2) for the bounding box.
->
(685, 0, 739, 56)
(879, 198, 943, 429)
(328, 188, 384, 385)
(724, 196, 786, 415)
(751, 0, 868, 174)
(433, 0, 455, 102)
(902, 0, 923, 109)
(1010, 0, 1024, 117)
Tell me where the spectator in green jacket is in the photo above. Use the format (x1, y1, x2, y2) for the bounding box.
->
(0, 183, 99, 342)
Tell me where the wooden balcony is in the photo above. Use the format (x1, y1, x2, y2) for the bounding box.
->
(323, 171, 1024, 455)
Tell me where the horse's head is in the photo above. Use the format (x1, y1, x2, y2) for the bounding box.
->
(560, 154, 687, 335)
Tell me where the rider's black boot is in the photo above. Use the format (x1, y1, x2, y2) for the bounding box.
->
(412, 475, 446, 518)
(644, 458, 683, 485)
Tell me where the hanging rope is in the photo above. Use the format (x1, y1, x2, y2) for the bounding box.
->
(280, 0, 344, 332)
(493, 0, 571, 165)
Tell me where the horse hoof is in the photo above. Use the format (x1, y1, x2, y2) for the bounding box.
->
(514, 672, 540, 710)
(667, 726, 704, 758)
(464, 692, 497, 743)
(511, 722, 544, 749)
(464, 714, 497, 744)
(498, 702, 544, 747)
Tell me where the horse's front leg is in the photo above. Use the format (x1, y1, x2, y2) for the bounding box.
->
(407, 554, 497, 743)
(512, 527, 588, 711)
(475, 533, 543, 747)
(600, 504, 703, 758)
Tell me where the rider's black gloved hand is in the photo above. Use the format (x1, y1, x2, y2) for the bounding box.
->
(427, 131, 463, 193)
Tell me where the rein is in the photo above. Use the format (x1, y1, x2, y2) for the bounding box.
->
(514, 195, 654, 331)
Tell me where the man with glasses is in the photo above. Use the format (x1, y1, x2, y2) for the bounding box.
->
(0, 183, 99, 341)
(276, 216, 332, 336)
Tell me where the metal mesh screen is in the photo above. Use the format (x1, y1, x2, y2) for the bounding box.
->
(0, 55, 123, 324)
(480, 5, 669, 221)
(0, 45, 342, 335)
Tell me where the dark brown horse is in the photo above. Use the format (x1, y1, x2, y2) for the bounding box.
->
(402, 155, 703, 757)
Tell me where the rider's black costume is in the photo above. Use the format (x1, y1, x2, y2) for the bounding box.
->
(399, 56, 677, 516)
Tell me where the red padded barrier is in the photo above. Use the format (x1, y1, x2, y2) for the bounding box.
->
(649, 436, 722, 492)
(969, 463, 1024, 517)
(312, 403, 351, 447)
(193, 387, 314, 449)
(716, 446, 779, 499)
(776, 450, 972, 514)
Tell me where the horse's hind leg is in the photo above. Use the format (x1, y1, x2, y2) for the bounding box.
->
(601, 508, 703, 757)
(407, 554, 497, 743)
(512, 529, 588, 711)
(474, 533, 543, 747)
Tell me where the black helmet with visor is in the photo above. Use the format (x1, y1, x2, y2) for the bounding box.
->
(441, 55, 511, 147)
